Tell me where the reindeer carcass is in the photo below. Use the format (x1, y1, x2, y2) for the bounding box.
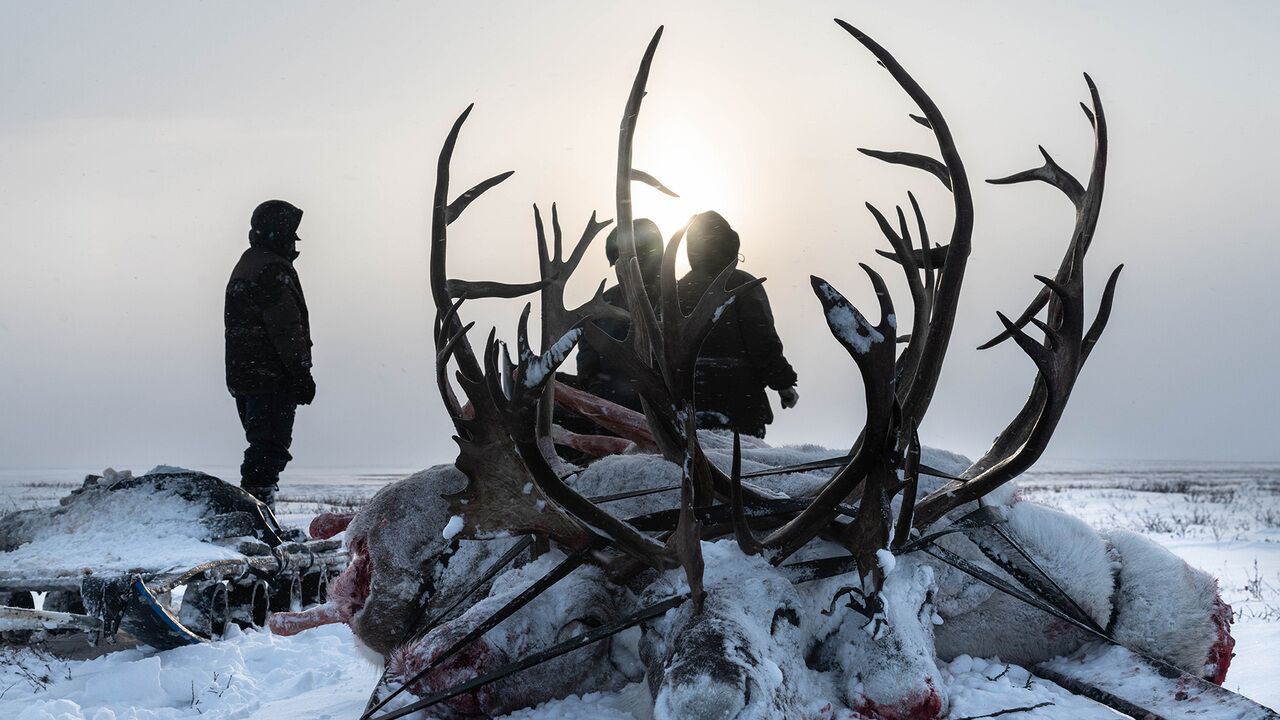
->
(333, 16, 1266, 720)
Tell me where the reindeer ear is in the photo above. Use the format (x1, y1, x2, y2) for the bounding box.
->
(770, 606, 801, 635)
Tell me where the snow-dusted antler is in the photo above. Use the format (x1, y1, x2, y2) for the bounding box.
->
(429, 110, 582, 546)
(530, 203, 617, 437)
(744, 20, 975, 575)
(758, 269, 898, 566)
(585, 25, 771, 598)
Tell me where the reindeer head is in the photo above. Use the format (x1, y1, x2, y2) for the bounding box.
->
(812, 555, 946, 720)
(640, 543, 811, 720)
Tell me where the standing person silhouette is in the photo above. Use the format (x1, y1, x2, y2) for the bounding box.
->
(678, 211, 798, 438)
(224, 200, 315, 508)
(575, 218, 664, 411)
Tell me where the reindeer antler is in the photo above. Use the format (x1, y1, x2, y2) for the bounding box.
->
(838, 19, 974, 426)
(427, 107, 586, 545)
(911, 75, 1122, 529)
(424, 23, 1124, 624)
(535, 204, 619, 345)
(745, 21, 974, 568)
(529, 203, 617, 439)
(759, 269, 898, 563)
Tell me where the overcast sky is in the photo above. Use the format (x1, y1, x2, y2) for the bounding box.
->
(1, 1, 1277, 474)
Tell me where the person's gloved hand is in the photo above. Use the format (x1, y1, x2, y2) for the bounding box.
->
(293, 374, 317, 406)
(779, 386, 799, 409)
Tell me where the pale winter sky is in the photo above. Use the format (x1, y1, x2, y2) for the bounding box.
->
(1, 1, 1277, 474)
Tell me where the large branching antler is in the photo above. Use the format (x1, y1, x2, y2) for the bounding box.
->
(531, 203, 617, 438)
(608, 26, 674, 451)
(976, 74, 1109, 353)
(535, 203, 619, 345)
(911, 75, 1122, 529)
(838, 19, 974, 426)
(429, 106, 591, 545)
(751, 21, 972, 568)
(599, 26, 774, 515)
(430, 104, 681, 570)
(481, 309, 677, 567)
(870, 193, 935, 401)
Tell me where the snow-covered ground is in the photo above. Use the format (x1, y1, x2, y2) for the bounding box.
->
(1, 461, 1276, 719)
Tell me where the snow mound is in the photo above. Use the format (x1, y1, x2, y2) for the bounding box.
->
(2, 624, 378, 720)
(0, 468, 244, 577)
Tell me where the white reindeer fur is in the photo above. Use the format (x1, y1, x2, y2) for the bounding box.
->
(1104, 528, 1224, 673)
(811, 556, 948, 718)
(931, 502, 1116, 665)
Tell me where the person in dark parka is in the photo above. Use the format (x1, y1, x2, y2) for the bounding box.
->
(225, 199, 314, 506)
(575, 218, 664, 411)
(678, 211, 798, 438)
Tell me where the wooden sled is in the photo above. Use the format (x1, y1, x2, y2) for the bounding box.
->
(0, 539, 346, 651)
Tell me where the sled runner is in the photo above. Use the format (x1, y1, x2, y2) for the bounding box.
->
(1036, 645, 1280, 720)
(0, 605, 103, 633)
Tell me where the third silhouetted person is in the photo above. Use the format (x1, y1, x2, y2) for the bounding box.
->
(678, 211, 797, 438)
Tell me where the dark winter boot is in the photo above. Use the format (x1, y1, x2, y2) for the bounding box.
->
(242, 482, 279, 511)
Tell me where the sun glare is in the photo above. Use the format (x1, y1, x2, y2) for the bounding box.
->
(630, 121, 737, 277)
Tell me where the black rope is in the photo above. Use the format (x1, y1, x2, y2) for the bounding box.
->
(589, 483, 681, 503)
(778, 554, 862, 584)
(362, 535, 536, 715)
(987, 523, 1106, 635)
(899, 505, 1109, 639)
(625, 496, 861, 532)
(415, 536, 536, 640)
(360, 545, 593, 719)
(372, 593, 690, 720)
(740, 452, 965, 482)
(894, 505, 1008, 553)
(920, 543, 1113, 645)
(367, 540, 884, 720)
